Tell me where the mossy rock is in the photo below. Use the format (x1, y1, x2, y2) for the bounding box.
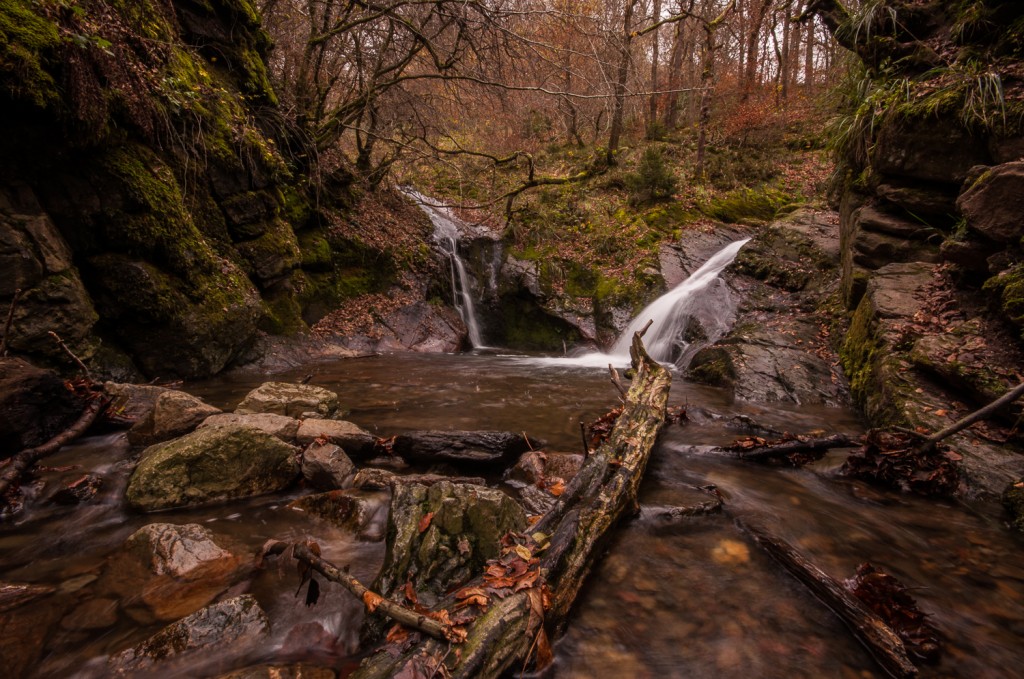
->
(984, 263, 1024, 335)
(686, 347, 735, 389)
(0, 1, 62, 111)
(126, 424, 300, 511)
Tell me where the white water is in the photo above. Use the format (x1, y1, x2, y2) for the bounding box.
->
(526, 238, 749, 369)
(404, 189, 486, 348)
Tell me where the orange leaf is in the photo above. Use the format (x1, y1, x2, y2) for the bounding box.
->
(534, 627, 554, 670)
(418, 512, 434, 533)
(548, 478, 565, 496)
(363, 591, 384, 613)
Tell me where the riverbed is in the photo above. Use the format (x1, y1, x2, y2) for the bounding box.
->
(1, 352, 1022, 678)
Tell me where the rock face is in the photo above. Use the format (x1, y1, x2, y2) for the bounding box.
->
(108, 595, 269, 676)
(126, 424, 299, 511)
(128, 390, 222, 446)
(235, 382, 340, 418)
(958, 161, 1024, 244)
(100, 523, 244, 623)
(0, 357, 83, 453)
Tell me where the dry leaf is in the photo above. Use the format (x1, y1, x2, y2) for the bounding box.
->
(418, 512, 434, 533)
(363, 591, 384, 613)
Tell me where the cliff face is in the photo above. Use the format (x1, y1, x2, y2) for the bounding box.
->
(0, 0, 419, 379)
(826, 0, 1024, 492)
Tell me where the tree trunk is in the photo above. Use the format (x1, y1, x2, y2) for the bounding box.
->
(350, 332, 672, 679)
(606, 0, 636, 165)
(647, 0, 662, 133)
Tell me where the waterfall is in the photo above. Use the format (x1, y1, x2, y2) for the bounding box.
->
(609, 238, 750, 365)
(403, 189, 486, 348)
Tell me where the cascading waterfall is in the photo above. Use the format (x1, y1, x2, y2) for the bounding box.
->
(610, 238, 750, 365)
(403, 189, 486, 348)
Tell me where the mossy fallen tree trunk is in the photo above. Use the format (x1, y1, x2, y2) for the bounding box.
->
(349, 332, 671, 678)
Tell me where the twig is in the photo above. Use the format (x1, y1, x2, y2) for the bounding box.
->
(917, 381, 1024, 453)
(578, 421, 589, 458)
(0, 394, 107, 498)
(726, 434, 859, 463)
(48, 331, 90, 378)
(1, 288, 21, 356)
(261, 540, 456, 642)
(608, 364, 628, 398)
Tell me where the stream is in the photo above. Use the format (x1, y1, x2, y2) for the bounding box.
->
(2, 352, 1023, 677)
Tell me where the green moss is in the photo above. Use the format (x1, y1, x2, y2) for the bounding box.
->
(702, 187, 801, 225)
(686, 347, 735, 388)
(259, 292, 305, 334)
(499, 296, 582, 351)
(280, 184, 313, 228)
(983, 263, 1024, 333)
(298, 232, 334, 271)
(0, 1, 62, 110)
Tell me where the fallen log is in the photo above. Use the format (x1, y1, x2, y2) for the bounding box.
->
(276, 332, 671, 679)
(0, 392, 108, 499)
(388, 430, 544, 466)
(737, 518, 918, 679)
(722, 433, 859, 464)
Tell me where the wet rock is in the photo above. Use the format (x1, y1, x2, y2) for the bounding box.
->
(336, 299, 467, 354)
(100, 523, 245, 624)
(104, 382, 172, 422)
(288, 489, 387, 540)
(851, 229, 940, 270)
(958, 161, 1024, 243)
(688, 320, 847, 406)
(50, 473, 103, 505)
(1003, 480, 1024, 532)
(235, 382, 340, 418)
(391, 430, 542, 467)
(854, 204, 941, 241)
(199, 412, 300, 442)
(0, 357, 83, 453)
(295, 419, 376, 457)
(909, 326, 1011, 406)
(0, 582, 64, 679)
(369, 481, 526, 632)
(300, 442, 355, 490)
(127, 389, 221, 446)
(126, 425, 299, 511)
(108, 595, 269, 676)
(216, 663, 337, 679)
(505, 451, 584, 486)
(60, 597, 118, 631)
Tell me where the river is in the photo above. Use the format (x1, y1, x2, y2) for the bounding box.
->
(1, 352, 1022, 678)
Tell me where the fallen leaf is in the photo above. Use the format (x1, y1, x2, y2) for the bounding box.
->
(418, 512, 434, 533)
(363, 591, 384, 613)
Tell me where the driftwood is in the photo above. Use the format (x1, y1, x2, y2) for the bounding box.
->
(0, 393, 107, 498)
(737, 518, 918, 679)
(725, 433, 859, 463)
(280, 332, 671, 679)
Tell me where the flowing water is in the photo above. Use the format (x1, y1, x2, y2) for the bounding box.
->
(404, 189, 486, 348)
(2, 353, 1023, 678)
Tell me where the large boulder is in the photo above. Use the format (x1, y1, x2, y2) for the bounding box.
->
(0, 357, 83, 453)
(99, 523, 245, 624)
(108, 595, 269, 676)
(295, 418, 376, 456)
(235, 382, 340, 418)
(958, 161, 1024, 244)
(0, 582, 64, 679)
(200, 412, 300, 442)
(127, 390, 222, 446)
(125, 425, 299, 511)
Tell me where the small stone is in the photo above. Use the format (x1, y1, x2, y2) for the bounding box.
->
(128, 389, 221, 446)
(288, 489, 387, 540)
(301, 442, 355, 490)
(295, 419, 376, 456)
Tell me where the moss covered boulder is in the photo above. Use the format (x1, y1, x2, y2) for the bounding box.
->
(126, 424, 299, 511)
